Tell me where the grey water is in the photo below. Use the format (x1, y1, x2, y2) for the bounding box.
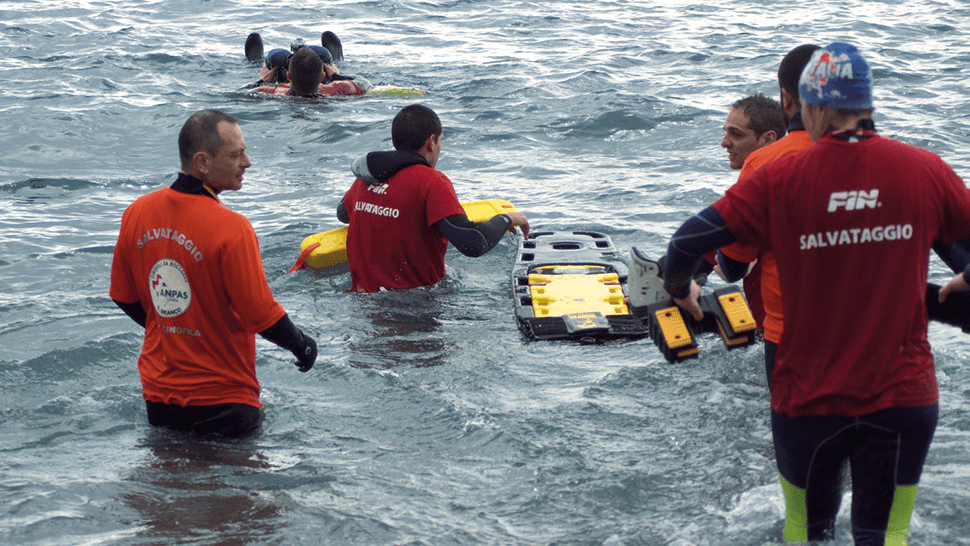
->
(2, 0, 970, 544)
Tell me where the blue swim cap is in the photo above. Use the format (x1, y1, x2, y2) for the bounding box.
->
(308, 45, 333, 65)
(798, 42, 872, 110)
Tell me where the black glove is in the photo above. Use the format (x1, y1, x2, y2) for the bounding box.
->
(291, 331, 317, 372)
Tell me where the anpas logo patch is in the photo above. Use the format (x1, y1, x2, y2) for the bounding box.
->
(149, 258, 192, 318)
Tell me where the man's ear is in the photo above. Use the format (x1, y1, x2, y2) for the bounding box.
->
(423, 134, 437, 151)
(781, 88, 798, 113)
(760, 130, 779, 145)
(193, 150, 210, 175)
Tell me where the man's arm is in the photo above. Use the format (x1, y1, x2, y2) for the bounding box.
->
(663, 206, 737, 319)
(715, 249, 753, 283)
(113, 299, 147, 328)
(434, 213, 515, 257)
(337, 197, 349, 224)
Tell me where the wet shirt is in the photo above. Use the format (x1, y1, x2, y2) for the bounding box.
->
(342, 164, 465, 293)
(714, 132, 970, 417)
(109, 176, 285, 407)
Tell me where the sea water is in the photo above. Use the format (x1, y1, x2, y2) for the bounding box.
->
(2, 0, 969, 544)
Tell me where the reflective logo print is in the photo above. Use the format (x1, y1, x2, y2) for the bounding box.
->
(149, 258, 192, 318)
(828, 189, 880, 212)
(354, 200, 401, 218)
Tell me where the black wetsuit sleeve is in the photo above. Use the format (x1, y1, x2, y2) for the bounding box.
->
(337, 198, 349, 224)
(434, 214, 512, 258)
(259, 313, 303, 350)
(663, 206, 736, 299)
(716, 249, 750, 283)
(113, 299, 147, 328)
(933, 238, 970, 274)
(259, 314, 317, 372)
(926, 283, 970, 332)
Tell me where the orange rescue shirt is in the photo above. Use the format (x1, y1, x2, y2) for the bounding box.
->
(720, 129, 815, 343)
(110, 183, 285, 407)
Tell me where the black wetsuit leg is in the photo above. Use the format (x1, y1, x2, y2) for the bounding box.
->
(771, 405, 937, 544)
(146, 401, 264, 438)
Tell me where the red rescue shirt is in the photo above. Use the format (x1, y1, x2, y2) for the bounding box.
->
(342, 165, 466, 293)
(715, 133, 970, 417)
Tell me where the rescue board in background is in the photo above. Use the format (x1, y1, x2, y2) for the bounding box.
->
(290, 199, 518, 273)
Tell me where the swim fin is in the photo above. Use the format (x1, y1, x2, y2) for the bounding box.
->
(321, 31, 344, 62)
(245, 32, 264, 63)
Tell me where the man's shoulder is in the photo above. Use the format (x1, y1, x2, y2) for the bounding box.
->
(739, 131, 814, 179)
(126, 185, 170, 211)
(752, 130, 813, 161)
(391, 164, 452, 185)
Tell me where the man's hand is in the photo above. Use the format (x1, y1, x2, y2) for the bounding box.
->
(292, 332, 317, 372)
(507, 212, 530, 240)
(939, 272, 970, 303)
(258, 66, 278, 83)
(673, 279, 704, 321)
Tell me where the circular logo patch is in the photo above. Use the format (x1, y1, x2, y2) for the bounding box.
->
(148, 258, 192, 318)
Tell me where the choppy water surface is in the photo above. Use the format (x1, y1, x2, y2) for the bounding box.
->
(2, 1, 970, 544)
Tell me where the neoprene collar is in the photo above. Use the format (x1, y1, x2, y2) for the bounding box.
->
(787, 111, 805, 133)
(828, 118, 878, 141)
(172, 172, 220, 201)
(351, 150, 431, 185)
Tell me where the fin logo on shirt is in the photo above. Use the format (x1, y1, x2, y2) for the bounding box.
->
(149, 258, 192, 318)
(828, 189, 879, 212)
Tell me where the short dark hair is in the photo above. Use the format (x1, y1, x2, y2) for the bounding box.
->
(178, 109, 237, 171)
(778, 44, 820, 101)
(288, 47, 323, 96)
(733, 94, 787, 139)
(392, 104, 442, 151)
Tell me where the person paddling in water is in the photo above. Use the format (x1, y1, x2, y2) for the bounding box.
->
(243, 31, 369, 97)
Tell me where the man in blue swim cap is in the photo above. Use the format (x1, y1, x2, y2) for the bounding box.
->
(259, 43, 340, 85)
(797, 42, 873, 139)
(660, 41, 970, 545)
(245, 32, 348, 87)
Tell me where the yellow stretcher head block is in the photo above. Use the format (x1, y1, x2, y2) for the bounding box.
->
(652, 306, 694, 350)
(717, 292, 757, 334)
